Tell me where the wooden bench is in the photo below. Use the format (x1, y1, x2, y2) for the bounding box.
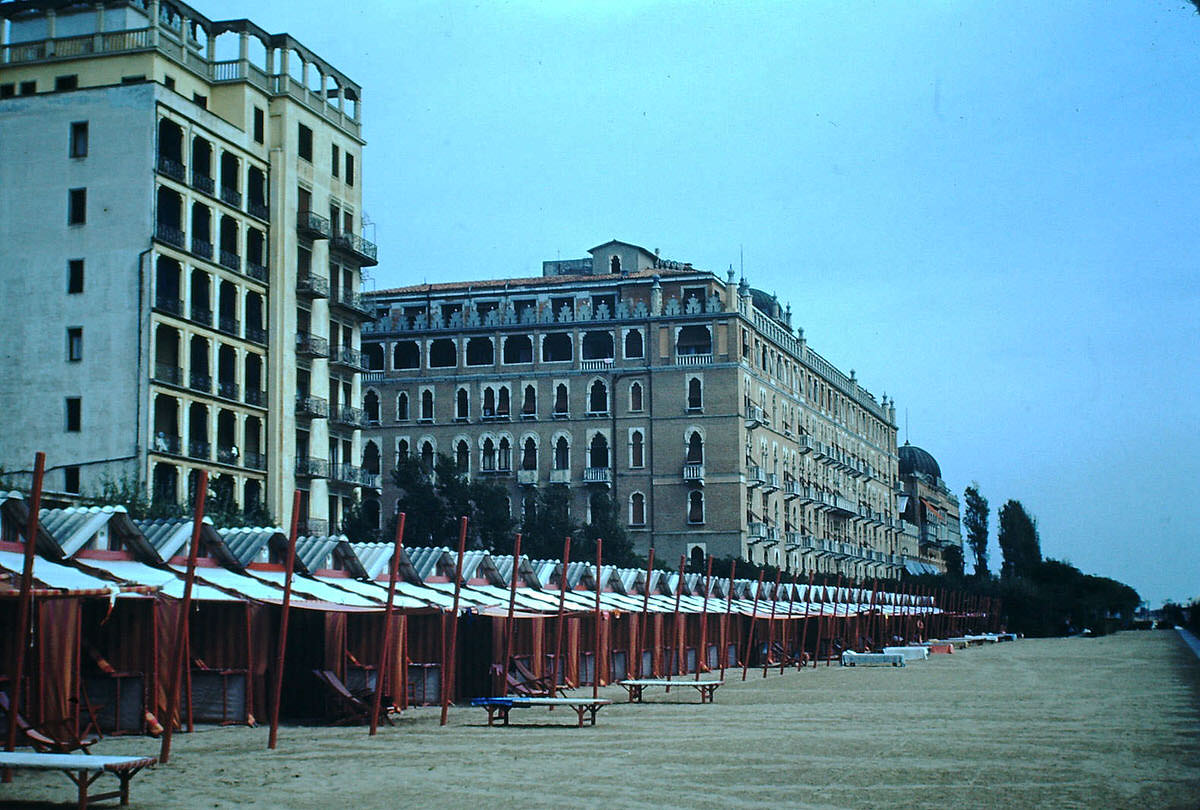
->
(470, 697, 612, 727)
(0, 752, 155, 808)
(882, 646, 930, 662)
(841, 651, 905, 667)
(616, 679, 724, 704)
(926, 643, 955, 655)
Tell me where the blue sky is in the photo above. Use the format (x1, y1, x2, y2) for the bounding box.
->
(205, 0, 1200, 605)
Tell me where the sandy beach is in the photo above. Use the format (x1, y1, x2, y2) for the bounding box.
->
(4, 630, 1198, 809)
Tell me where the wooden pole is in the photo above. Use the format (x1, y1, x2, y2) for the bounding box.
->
(698, 554, 713, 680)
(797, 570, 814, 670)
(668, 554, 685, 680)
(763, 569, 781, 678)
(4, 452, 44, 781)
(826, 574, 843, 667)
(160, 470, 207, 764)
(369, 511, 406, 735)
(501, 533, 522, 697)
(551, 537, 572, 693)
(781, 572, 798, 674)
(267, 492, 302, 749)
(592, 538, 603, 699)
(864, 578, 879, 651)
(637, 547, 654, 678)
(741, 571, 764, 681)
(720, 559, 735, 681)
(811, 579, 828, 668)
(439, 516, 469, 727)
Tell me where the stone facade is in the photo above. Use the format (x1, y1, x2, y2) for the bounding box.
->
(362, 241, 908, 580)
(0, 0, 377, 532)
(896, 443, 963, 573)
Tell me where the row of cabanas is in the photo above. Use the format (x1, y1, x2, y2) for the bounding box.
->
(1, 492, 991, 742)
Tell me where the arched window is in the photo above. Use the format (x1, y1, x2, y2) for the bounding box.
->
(542, 333, 572, 362)
(629, 492, 646, 526)
(554, 436, 569, 470)
(589, 433, 609, 469)
(686, 431, 703, 464)
(420, 389, 434, 421)
(689, 546, 705, 572)
(522, 385, 536, 417)
(589, 380, 608, 414)
(688, 490, 705, 524)
(498, 437, 511, 471)
(582, 331, 614, 360)
(687, 377, 703, 411)
(393, 340, 419, 369)
(420, 440, 435, 470)
(364, 390, 380, 424)
(466, 337, 493, 366)
(429, 338, 457, 367)
(482, 438, 496, 471)
(456, 388, 469, 420)
(624, 330, 643, 359)
(521, 437, 537, 470)
(362, 441, 380, 476)
(610, 255, 621, 274)
(483, 387, 496, 417)
(396, 392, 409, 421)
(456, 440, 469, 471)
(630, 430, 644, 468)
(503, 335, 533, 364)
(629, 381, 643, 412)
(677, 325, 712, 356)
(396, 438, 409, 461)
(554, 383, 568, 416)
(498, 386, 510, 417)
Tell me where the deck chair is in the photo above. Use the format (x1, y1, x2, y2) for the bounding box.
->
(311, 669, 393, 726)
(0, 692, 97, 754)
(82, 639, 145, 736)
(509, 659, 565, 697)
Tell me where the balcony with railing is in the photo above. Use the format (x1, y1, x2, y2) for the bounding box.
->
(295, 456, 329, 478)
(580, 358, 614, 371)
(189, 372, 211, 393)
(295, 395, 329, 419)
(217, 380, 239, 401)
(245, 388, 266, 407)
(151, 433, 181, 455)
(219, 250, 240, 272)
(154, 295, 183, 316)
(830, 495, 856, 517)
(191, 237, 213, 261)
(248, 200, 270, 221)
(765, 526, 780, 544)
(783, 479, 802, 500)
(220, 186, 242, 208)
(747, 522, 766, 541)
(297, 210, 332, 239)
(746, 465, 765, 488)
(296, 332, 329, 358)
(682, 463, 705, 484)
(334, 405, 366, 428)
(188, 440, 211, 460)
(190, 306, 212, 327)
(246, 261, 268, 283)
(246, 325, 267, 345)
(330, 288, 374, 318)
(583, 467, 612, 485)
(745, 405, 764, 427)
(549, 469, 571, 485)
(155, 222, 185, 249)
(244, 451, 266, 470)
(330, 230, 378, 266)
(763, 472, 779, 492)
(674, 352, 713, 366)
(218, 316, 240, 337)
(297, 273, 330, 298)
(157, 155, 185, 182)
(191, 170, 214, 195)
(330, 344, 365, 370)
(216, 445, 239, 465)
(795, 434, 816, 454)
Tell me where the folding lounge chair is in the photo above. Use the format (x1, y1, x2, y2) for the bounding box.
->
(311, 669, 392, 726)
(508, 661, 565, 698)
(0, 692, 98, 754)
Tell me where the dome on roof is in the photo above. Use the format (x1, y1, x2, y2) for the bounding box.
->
(898, 443, 941, 480)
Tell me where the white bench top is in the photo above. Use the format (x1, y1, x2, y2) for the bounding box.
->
(618, 679, 724, 687)
(0, 752, 156, 772)
(508, 697, 612, 707)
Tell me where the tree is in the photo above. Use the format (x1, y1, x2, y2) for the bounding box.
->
(942, 544, 965, 578)
(963, 483, 990, 577)
(340, 496, 379, 542)
(388, 452, 515, 551)
(520, 485, 576, 560)
(998, 499, 1041, 579)
(578, 492, 635, 567)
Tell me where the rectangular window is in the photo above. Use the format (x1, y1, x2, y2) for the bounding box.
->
(69, 121, 88, 158)
(192, 92, 207, 109)
(253, 107, 265, 143)
(64, 466, 81, 494)
(68, 188, 87, 225)
(331, 144, 340, 177)
(345, 154, 354, 186)
(298, 124, 313, 161)
(55, 74, 78, 91)
(67, 260, 84, 293)
(164, 76, 176, 90)
(65, 397, 81, 432)
(121, 75, 146, 84)
(19, 80, 36, 95)
(67, 327, 83, 361)
(0, 83, 14, 98)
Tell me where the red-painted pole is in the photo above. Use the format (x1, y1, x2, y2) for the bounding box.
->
(720, 559, 736, 681)
(370, 512, 406, 735)
(592, 538, 603, 699)
(864, 578, 879, 651)
(826, 574, 843, 667)
(781, 572, 798, 674)
(501, 533, 522, 697)
(3, 452, 44, 781)
(811, 579, 828, 668)
(268, 491, 302, 749)
(669, 554, 685, 680)
(439, 516, 469, 726)
(637, 547, 654, 678)
(797, 570, 814, 670)
(551, 537, 572, 692)
(763, 569, 781, 678)
(161, 469, 207, 764)
(698, 554, 713, 680)
(741, 571, 764, 681)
